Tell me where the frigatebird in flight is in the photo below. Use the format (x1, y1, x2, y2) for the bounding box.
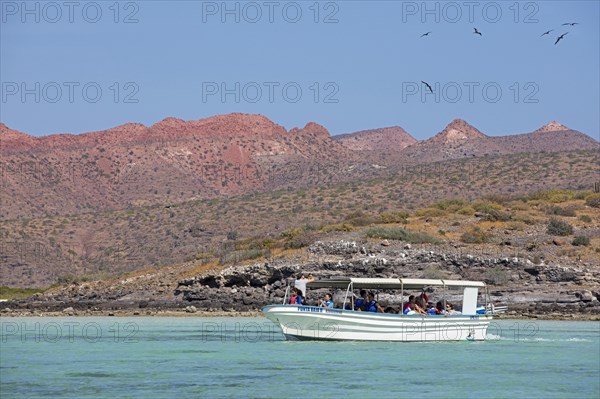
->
(421, 81, 433, 93)
(473, 28, 482, 36)
(420, 31, 432, 38)
(562, 22, 578, 26)
(541, 29, 553, 37)
(554, 32, 569, 45)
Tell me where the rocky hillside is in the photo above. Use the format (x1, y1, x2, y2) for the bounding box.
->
(1, 149, 597, 288)
(490, 121, 600, 154)
(1, 113, 598, 289)
(399, 119, 497, 161)
(3, 239, 599, 319)
(334, 126, 417, 152)
(1, 114, 356, 219)
(398, 119, 598, 163)
(3, 115, 597, 220)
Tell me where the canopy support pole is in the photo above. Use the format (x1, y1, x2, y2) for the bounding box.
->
(443, 284, 446, 313)
(400, 282, 404, 316)
(343, 282, 352, 310)
(486, 286, 493, 315)
(283, 286, 289, 305)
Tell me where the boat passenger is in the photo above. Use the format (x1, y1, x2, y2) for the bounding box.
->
(319, 293, 334, 308)
(403, 295, 416, 315)
(289, 288, 303, 305)
(345, 294, 357, 310)
(402, 295, 426, 315)
(435, 301, 447, 315)
(415, 295, 425, 309)
(289, 288, 298, 305)
(366, 292, 385, 313)
(426, 302, 436, 315)
(413, 296, 427, 315)
(355, 289, 368, 311)
(294, 273, 315, 297)
(446, 303, 459, 314)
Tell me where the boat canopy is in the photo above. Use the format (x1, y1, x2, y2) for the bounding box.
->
(307, 277, 485, 290)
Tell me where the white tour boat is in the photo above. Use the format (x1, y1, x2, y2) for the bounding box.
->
(262, 277, 496, 342)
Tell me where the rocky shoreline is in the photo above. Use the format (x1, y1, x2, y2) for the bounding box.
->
(2, 240, 599, 321)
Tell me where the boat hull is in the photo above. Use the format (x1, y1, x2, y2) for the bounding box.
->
(262, 305, 492, 342)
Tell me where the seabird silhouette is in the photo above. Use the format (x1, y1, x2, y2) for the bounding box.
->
(541, 29, 553, 37)
(420, 31, 432, 38)
(562, 22, 578, 26)
(473, 28, 482, 36)
(421, 81, 433, 93)
(554, 32, 569, 45)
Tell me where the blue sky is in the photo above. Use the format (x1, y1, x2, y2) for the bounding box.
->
(1, 0, 599, 140)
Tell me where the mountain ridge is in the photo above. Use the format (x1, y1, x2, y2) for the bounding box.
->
(1, 113, 597, 219)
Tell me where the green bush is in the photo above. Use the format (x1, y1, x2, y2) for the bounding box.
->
(545, 205, 576, 217)
(0, 286, 45, 300)
(574, 191, 591, 200)
(585, 193, 600, 208)
(529, 189, 574, 203)
(480, 209, 512, 222)
(226, 231, 238, 240)
(546, 218, 574, 236)
(365, 227, 440, 244)
(460, 227, 491, 244)
(572, 236, 590, 246)
(344, 211, 378, 226)
(219, 248, 266, 264)
(414, 208, 447, 218)
(578, 215, 592, 223)
(281, 227, 302, 239)
(56, 273, 111, 285)
(320, 223, 353, 233)
(283, 231, 319, 249)
(457, 207, 475, 215)
(513, 213, 536, 225)
(473, 202, 502, 213)
(379, 211, 409, 224)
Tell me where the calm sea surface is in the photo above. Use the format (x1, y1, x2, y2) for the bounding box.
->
(1, 317, 598, 399)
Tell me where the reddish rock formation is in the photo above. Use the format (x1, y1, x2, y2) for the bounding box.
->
(1, 114, 597, 220)
(0, 113, 356, 219)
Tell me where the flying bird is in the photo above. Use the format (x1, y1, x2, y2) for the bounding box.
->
(554, 32, 569, 45)
(420, 31, 432, 38)
(562, 22, 578, 26)
(421, 81, 433, 93)
(473, 28, 482, 36)
(540, 29, 553, 36)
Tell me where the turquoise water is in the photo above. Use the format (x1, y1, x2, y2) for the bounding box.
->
(1, 317, 598, 399)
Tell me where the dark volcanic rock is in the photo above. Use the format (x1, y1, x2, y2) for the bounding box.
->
(167, 242, 599, 315)
(4, 240, 599, 317)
